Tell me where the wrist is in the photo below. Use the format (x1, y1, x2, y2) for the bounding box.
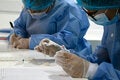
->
(82, 59, 90, 78)
(85, 63, 98, 79)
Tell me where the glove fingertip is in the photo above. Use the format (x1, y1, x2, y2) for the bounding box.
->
(16, 45, 22, 49)
(34, 46, 39, 50)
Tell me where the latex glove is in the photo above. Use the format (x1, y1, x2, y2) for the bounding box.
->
(10, 34, 21, 45)
(35, 38, 62, 57)
(12, 38, 29, 49)
(55, 50, 89, 78)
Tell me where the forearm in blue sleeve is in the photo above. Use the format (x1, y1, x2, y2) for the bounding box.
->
(86, 45, 110, 64)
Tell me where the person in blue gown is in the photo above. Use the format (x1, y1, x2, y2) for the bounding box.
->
(9, 0, 91, 57)
(55, 0, 120, 80)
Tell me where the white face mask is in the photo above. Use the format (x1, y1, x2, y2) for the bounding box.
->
(28, 10, 47, 19)
(89, 9, 119, 26)
(89, 13, 110, 25)
(30, 12, 46, 16)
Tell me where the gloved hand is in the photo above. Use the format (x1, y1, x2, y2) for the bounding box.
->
(55, 50, 89, 78)
(10, 34, 21, 45)
(10, 34, 29, 49)
(35, 38, 62, 57)
(14, 38, 29, 49)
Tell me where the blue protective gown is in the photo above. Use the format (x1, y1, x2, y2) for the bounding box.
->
(92, 62, 120, 80)
(13, 0, 91, 56)
(86, 18, 120, 80)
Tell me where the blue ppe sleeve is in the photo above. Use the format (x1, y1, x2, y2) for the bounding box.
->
(91, 62, 120, 80)
(68, 38, 92, 60)
(14, 9, 29, 38)
(86, 45, 111, 64)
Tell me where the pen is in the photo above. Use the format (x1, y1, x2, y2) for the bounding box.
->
(9, 21, 17, 36)
(9, 21, 14, 28)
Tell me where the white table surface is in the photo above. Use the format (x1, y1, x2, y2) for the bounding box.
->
(0, 61, 87, 80)
(0, 49, 88, 80)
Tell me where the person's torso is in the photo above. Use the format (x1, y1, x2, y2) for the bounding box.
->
(102, 18, 120, 70)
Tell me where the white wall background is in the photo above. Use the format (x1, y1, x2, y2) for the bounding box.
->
(0, 0, 22, 29)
